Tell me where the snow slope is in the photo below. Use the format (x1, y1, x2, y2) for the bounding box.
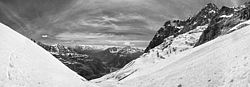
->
(0, 23, 97, 87)
(94, 20, 250, 87)
(92, 24, 209, 84)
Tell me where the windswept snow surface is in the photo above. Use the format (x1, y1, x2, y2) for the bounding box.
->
(92, 25, 209, 84)
(0, 23, 97, 87)
(94, 20, 250, 87)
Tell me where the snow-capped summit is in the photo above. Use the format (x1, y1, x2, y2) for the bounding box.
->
(0, 23, 97, 87)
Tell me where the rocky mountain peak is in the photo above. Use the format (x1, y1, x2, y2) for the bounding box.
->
(199, 3, 218, 15)
(218, 6, 234, 15)
(194, 2, 250, 46)
(144, 3, 219, 53)
(188, 3, 218, 25)
(93, 2, 250, 86)
(237, 3, 250, 20)
(205, 3, 217, 9)
(145, 2, 250, 53)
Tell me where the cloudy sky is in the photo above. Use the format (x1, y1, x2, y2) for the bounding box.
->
(0, 0, 249, 47)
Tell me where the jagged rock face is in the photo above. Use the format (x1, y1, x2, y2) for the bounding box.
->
(239, 2, 250, 20)
(219, 6, 234, 15)
(144, 3, 218, 53)
(144, 25, 178, 53)
(195, 3, 250, 46)
(194, 6, 235, 46)
(93, 3, 250, 86)
(180, 3, 218, 33)
(146, 2, 250, 52)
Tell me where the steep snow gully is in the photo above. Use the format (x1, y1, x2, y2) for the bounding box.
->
(0, 23, 97, 87)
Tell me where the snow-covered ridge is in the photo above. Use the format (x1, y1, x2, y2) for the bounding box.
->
(94, 19, 250, 87)
(91, 3, 221, 83)
(91, 23, 209, 84)
(92, 2, 250, 86)
(116, 20, 250, 87)
(0, 23, 97, 87)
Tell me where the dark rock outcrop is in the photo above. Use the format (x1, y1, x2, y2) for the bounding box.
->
(145, 2, 250, 52)
(195, 2, 250, 46)
(144, 3, 218, 52)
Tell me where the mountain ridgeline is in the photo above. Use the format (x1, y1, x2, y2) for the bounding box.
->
(91, 2, 250, 84)
(145, 2, 250, 53)
(2, 1, 250, 87)
(34, 2, 250, 81)
(34, 41, 143, 80)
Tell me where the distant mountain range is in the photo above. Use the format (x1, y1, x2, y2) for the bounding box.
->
(3, 1, 250, 87)
(31, 2, 250, 82)
(33, 41, 143, 80)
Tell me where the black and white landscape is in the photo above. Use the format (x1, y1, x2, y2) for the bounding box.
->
(35, 41, 143, 80)
(1, 0, 250, 87)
